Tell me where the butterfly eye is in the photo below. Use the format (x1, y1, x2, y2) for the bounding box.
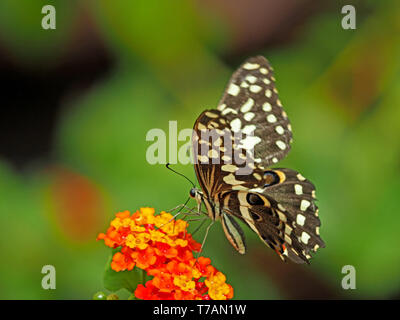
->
(189, 188, 196, 198)
(263, 171, 280, 187)
(246, 193, 264, 206)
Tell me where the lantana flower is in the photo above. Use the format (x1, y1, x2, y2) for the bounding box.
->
(97, 207, 233, 300)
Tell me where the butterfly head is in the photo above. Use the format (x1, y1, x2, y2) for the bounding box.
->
(189, 187, 203, 205)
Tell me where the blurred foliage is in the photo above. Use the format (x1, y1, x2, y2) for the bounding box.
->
(0, 0, 399, 299)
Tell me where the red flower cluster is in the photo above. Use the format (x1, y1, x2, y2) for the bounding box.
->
(97, 208, 233, 300)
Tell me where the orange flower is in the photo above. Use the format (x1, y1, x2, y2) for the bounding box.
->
(98, 208, 233, 300)
(126, 233, 151, 250)
(135, 281, 174, 300)
(110, 251, 134, 272)
(173, 275, 195, 292)
(132, 247, 158, 269)
(154, 242, 178, 259)
(194, 256, 216, 278)
(152, 272, 175, 293)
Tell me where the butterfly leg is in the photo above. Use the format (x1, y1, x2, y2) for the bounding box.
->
(178, 215, 209, 238)
(196, 220, 215, 258)
(167, 204, 204, 216)
(166, 203, 189, 214)
(158, 205, 204, 233)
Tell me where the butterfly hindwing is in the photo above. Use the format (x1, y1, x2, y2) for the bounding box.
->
(221, 212, 246, 255)
(220, 168, 324, 263)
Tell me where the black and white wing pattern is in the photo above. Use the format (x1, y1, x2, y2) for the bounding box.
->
(192, 56, 325, 264)
(216, 56, 293, 167)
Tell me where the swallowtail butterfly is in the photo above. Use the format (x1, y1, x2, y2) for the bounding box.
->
(189, 56, 325, 263)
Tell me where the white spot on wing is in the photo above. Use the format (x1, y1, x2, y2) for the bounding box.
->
(245, 75, 257, 83)
(239, 136, 262, 150)
(285, 224, 293, 235)
(198, 155, 208, 163)
(213, 137, 222, 146)
(300, 199, 311, 211)
(242, 124, 256, 135)
(276, 140, 286, 150)
(228, 83, 240, 96)
(221, 164, 237, 172)
(250, 85, 262, 93)
(267, 114, 277, 123)
(297, 173, 306, 181)
(277, 210, 287, 222)
(223, 173, 245, 185)
(249, 187, 265, 193)
(221, 107, 238, 115)
(296, 214, 306, 226)
(284, 234, 292, 245)
(294, 184, 303, 195)
(244, 112, 255, 121)
(217, 103, 226, 111)
(275, 125, 284, 135)
(232, 185, 248, 191)
(208, 149, 219, 158)
(230, 118, 242, 132)
(205, 111, 218, 118)
(253, 173, 262, 181)
(243, 62, 259, 70)
(301, 232, 310, 244)
(240, 98, 254, 113)
(263, 102, 272, 112)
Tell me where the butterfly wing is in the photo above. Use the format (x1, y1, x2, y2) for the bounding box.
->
(193, 56, 292, 193)
(191, 56, 325, 263)
(221, 168, 325, 264)
(217, 56, 293, 167)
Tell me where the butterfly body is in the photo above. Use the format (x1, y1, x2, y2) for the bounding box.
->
(190, 56, 325, 264)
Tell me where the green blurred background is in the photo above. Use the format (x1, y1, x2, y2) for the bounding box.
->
(0, 0, 399, 299)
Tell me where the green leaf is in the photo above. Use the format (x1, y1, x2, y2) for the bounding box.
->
(103, 249, 142, 293)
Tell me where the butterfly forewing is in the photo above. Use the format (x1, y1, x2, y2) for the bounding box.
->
(191, 56, 324, 263)
(217, 56, 293, 167)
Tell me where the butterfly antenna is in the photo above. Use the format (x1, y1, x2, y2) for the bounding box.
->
(166, 163, 195, 188)
(165, 164, 197, 225)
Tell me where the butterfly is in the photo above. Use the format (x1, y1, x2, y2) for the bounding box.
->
(188, 56, 325, 264)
